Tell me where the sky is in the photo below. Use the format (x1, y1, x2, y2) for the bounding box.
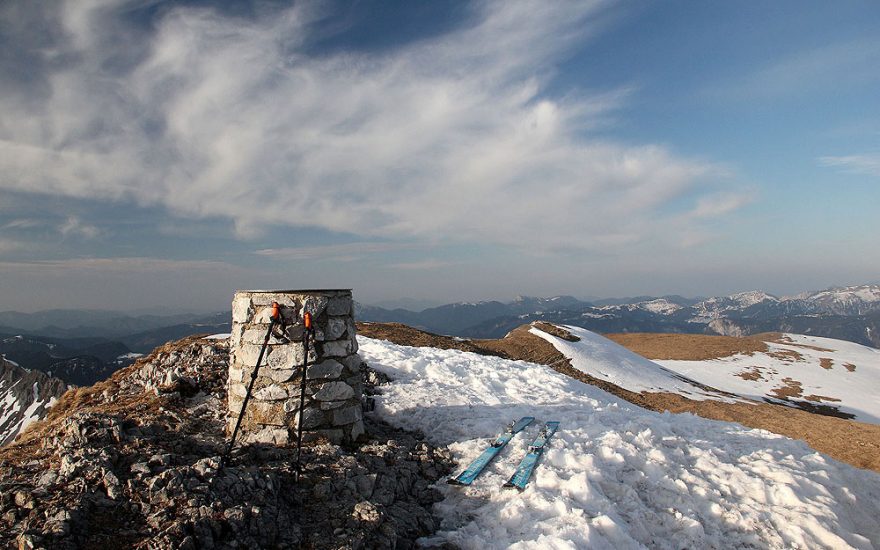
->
(1, 0, 878, 313)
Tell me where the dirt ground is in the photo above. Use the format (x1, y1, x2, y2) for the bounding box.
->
(604, 332, 772, 360)
(357, 322, 880, 473)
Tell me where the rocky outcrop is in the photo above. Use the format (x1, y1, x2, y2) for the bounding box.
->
(0, 357, 69, 446)
(0, 335, 452, 549)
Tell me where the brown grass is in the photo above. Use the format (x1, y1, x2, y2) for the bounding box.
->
(357, 322, 880, 473)
(820, 358, 834, 370)
(532, 322, 580, 341)
(603, 332, 771, 360)
(844, 362, 857, 372)
(736, 367, 765, 382)
(770, 377, 804, 400)
(773, 335, 835, 352)
(766, 349, 804, 362)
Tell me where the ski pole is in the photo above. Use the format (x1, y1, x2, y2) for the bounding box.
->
(294, 310, 315, 481)
(223, 301, 282, 465)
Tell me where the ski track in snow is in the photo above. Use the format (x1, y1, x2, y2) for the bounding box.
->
(357, 336, 880, 550)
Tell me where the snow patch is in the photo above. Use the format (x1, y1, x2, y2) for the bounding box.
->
(657, 333, 880, 424)
(637, 299, 683, 315)
(357, 336, 880, 549)
(529, 325, 736, 401)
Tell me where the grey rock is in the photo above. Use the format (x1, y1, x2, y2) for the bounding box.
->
(326, 317, 348, 340)
(294, 408, 325, 430)
(307, 359, 344, 380)
(232, 295, 253, 322)
(193, 457, 220, 477)
(319, 400, 349, 411)
(253, 385, 288, 401)
(327, 296, 353, 316)
(315, 429, 344, 445)
(244, 427, 290, 445)
(235, 343, 314, 369)
(36, 470, 57, 487)
(301, 296, 329, 319)
(332, 405, 362, 427)
(348, 420, 365, 442)
(313, 381, 354, 402)
(241, 328, 288, 346)
(321, 340, 352, 358)
(352, 501, 381, 524)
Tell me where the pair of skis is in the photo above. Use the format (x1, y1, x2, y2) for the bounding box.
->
(447, 417, 560, 490)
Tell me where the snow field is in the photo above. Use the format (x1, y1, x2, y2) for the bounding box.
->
(654, 333, 880, 424)
(529, 325, 741, 402)
(357, 336, 880, 549)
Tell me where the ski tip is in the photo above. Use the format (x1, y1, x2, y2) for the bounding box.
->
(447, 476, 470, 486)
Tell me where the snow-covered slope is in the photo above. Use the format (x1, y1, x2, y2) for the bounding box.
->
(358, 336, 880, 549)
(531, 325, 880, 425)
(0, 357, 68, 445)
(655, 334, 880, 424)
(529, 325, 740, 402)
(801, 285, 880, 316)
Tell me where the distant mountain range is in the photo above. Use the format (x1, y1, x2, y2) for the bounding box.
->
(1, 285, 877, 395)
(0, 311, 231, 387)
(357, 285, 880, 348)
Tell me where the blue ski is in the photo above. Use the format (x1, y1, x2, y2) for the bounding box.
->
(448, 416, 535, 486)
(503, 421, 559, 490)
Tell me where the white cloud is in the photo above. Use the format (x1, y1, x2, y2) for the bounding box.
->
(59, 216, 102, 239)
(707, 39, 880, 101)
(254, 242, 409, 261)
(389, 259, 458, 271)
(0, 238, 23, 254)
(1, 219, 43, 230)
(689, 192, 753, 219)
(0, 0, 738, 253)
(0, 257, 241, 274)
(819, 154, 880, 177)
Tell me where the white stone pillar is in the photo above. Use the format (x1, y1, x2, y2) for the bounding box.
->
(228, 289, 364, 445)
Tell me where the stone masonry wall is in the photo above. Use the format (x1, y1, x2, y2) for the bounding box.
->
(228, 290, 364, 445)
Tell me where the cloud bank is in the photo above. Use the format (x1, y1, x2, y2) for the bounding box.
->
(0, 0, 737, 252)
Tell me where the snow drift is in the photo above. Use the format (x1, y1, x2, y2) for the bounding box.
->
(358, 335, 880, 549)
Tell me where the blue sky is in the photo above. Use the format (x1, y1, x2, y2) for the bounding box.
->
(0, 0, 878, 312)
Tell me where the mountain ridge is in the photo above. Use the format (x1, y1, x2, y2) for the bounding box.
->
(357, 284, 880, 347)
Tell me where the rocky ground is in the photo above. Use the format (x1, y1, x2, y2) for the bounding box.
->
(0, 336, 454, 549)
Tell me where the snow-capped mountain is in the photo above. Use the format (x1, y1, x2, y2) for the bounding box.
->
(0, 356, 68, 445)
(359, 284, 880, 348)
(691, 291, 780, 320)
(799, 285, 880, 316)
